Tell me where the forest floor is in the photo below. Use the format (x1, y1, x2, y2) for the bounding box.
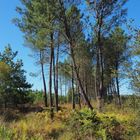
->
(0, 102, 139, 140)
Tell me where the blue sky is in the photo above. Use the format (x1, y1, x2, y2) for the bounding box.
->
(0, 0, 140, 93)
(0, 0, 41, 90)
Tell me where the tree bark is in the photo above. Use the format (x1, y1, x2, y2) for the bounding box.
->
(40, 50, 47, 107)
(59, 76, 63, 104)
(77, 84, 81, 109)
(96, 17, 105, 111)
(53, 34, 60, 112)
(115, 63, 121, 106)
(49, 33, 54, 118)
(71, 64, 75, 109)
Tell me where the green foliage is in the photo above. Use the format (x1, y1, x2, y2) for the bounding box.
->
(122, 95, 140, 111)
(65, 108, 136, 140)
(0, 126, 13, 140)
(29, 90, 44, 104)
(0, 109, 67, 140)
(0, 46, 32, 107)
(69, 108, 100, 137)
(0, 104, 139, 140)
(129, 29, 140, 94)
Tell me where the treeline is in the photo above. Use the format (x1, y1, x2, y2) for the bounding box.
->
(1, 0, 140, 113)
(13, 0, 139, 111)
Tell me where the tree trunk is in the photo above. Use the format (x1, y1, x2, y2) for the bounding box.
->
(71, 64, 75, 109)
(70, 46, 93, 110)
(111, 79, 117, 104)
(49, 33, 54, 118)
(96, 46, 103, 111)
(59, 75, 63, 104)
(96, 21, 104, 111)
(65, 77, 67, 103)
(115, 64, 121, 106)
(77, 84, 81, 109)
(4, 100, 7, 109)
(53, 34, 60, 112)
(40, 50, 47, 107)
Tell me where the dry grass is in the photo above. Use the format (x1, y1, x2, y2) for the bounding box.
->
(0, 103, 139, 140)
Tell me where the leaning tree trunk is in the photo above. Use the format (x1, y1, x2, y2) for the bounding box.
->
(70, 46, 93, 110)
(58, 0, 93, 109)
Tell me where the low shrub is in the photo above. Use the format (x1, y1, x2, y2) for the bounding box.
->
(64, 108, 136, 140)
(0, 105, 138, 140)
(0, 126, 13, 140)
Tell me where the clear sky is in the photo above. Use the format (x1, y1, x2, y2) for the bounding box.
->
(0, 0, 140, 93)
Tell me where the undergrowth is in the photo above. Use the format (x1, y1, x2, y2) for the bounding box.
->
(0, 104, 139, 140)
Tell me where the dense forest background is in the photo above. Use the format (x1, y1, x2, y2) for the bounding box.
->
(0, 0, 140, 140)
